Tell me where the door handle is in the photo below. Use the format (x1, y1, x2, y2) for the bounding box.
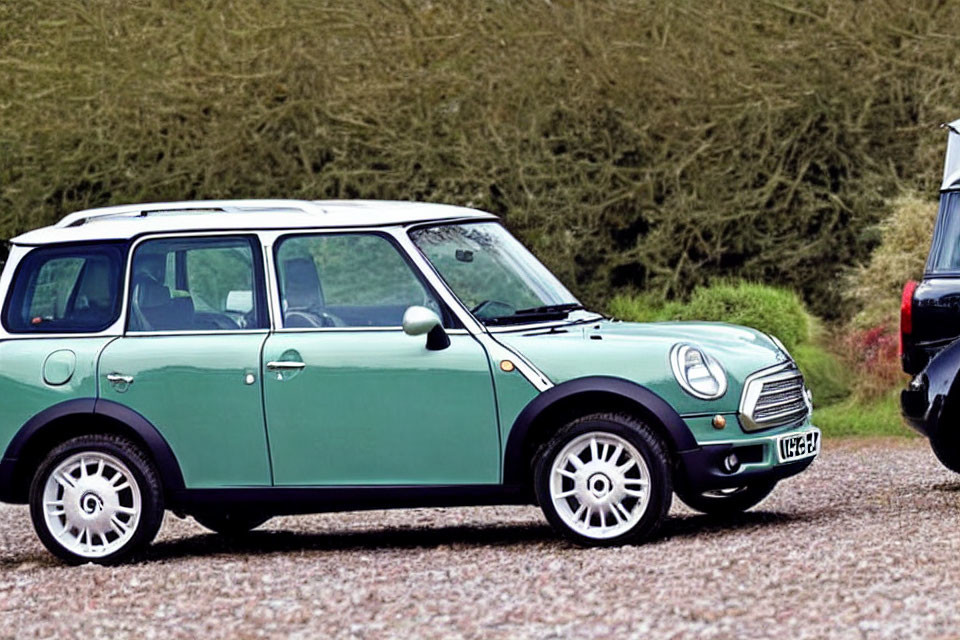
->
(106, 373, 134, 385)
(266, 361, 306, 371)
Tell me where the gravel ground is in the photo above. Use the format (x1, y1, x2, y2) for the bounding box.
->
(0, 438, 958, 639)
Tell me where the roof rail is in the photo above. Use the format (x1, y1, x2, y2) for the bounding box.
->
(56, 199, 324, 228)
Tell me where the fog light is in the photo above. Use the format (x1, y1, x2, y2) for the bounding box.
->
(721, 453, 740, 473)
(711, 414, 726, 430)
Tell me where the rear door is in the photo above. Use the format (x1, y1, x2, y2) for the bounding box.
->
(98, 234, 272, 488)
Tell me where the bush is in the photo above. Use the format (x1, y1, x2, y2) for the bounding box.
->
(608, 293, 681, 324)
(792, 343, 850, 407)
(835, 325, 903, 401)
(3, 1, 960, 318)
(847, 194, 938, 329)
(612, 282, 811, 351)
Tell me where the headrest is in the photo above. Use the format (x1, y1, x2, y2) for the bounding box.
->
(282, 257, 324, 309)
(135, 253, 166, 281)
(137, 280, 171, 310)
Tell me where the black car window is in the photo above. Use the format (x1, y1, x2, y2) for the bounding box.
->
(4, 243, 125, 333)
(275, 233, 442, 328)
(127, 236, 267, 332)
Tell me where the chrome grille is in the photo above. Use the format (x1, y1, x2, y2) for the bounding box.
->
(739, 364, 811, 432)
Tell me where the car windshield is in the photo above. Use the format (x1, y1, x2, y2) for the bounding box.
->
(409, 222, 582, 325)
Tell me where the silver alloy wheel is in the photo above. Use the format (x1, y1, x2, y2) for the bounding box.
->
(549, 431, 651, 540)
(41, 451, 142, 558)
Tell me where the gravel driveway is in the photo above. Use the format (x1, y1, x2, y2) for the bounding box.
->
(0, 437, 958, 639)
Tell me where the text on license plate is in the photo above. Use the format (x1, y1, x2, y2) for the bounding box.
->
(777, 430, 820, 463)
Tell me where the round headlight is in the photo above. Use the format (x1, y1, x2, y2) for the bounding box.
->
(670, 343, 727, 400)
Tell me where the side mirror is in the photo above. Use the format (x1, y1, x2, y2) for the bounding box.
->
(402, 306, 450, 351)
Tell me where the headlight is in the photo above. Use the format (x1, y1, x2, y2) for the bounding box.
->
(670, 343, 727, 400)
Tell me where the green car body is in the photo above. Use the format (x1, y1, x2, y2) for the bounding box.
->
(0, 199, 818, 562)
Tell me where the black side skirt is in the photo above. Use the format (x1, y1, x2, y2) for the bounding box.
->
(171, 484, 531, 516)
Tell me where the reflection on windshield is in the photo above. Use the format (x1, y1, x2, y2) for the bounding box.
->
(410, 222, 582, 325)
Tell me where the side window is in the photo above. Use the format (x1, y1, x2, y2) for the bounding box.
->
(275, 234, 441, 328)
(3, 244, 124, 333)
(128, 236, 266, 332)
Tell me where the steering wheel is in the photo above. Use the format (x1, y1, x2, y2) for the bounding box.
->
(470, 300, 515, 319)
(317, 310, 346, 327)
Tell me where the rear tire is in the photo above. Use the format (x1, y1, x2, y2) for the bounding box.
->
(534, 412, 672, 547)
(29, 434, 164, 565)
(675, 481, 777, 516)
(193, 512, 270, 536)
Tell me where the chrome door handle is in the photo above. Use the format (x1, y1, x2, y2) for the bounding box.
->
(106, 373, 134, 385)
(266, 361, 306, 371)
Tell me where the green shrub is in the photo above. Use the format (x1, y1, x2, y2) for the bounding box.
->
(814, 391, 914, 438)
(677, 283, 811, 351)
(3, 1, 960, 318)
(847, 194, 938, 330)
(610, 282, 811, 350)
(792, 343, 850, 407)
(608, 293, 680, 324)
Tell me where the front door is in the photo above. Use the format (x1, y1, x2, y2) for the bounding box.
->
(98, 235, 273, 488)
(262, 232, 500, 486)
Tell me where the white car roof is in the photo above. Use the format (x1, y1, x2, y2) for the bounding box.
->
(11, 199, 498, 246)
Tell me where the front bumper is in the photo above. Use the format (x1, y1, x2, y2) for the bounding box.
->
(676, 426, 820, 491)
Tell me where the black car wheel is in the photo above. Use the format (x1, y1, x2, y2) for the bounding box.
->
(194, 512, 270, 536)
(675, 481, 777, 516)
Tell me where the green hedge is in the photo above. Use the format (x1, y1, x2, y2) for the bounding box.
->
(3, 1, 960, 318)
(611, 282, 810, 350)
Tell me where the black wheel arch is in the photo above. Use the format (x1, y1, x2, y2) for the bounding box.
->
(0, 398, 185, 503)
(502, 376, 697, 486)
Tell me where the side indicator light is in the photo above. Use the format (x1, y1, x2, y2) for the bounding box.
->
(500, 360, 516, 372)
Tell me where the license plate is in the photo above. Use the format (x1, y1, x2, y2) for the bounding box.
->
(777, 429, 820, 463)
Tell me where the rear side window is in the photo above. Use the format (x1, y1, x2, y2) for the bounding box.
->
(128, 235, 267, 332)
(3, 244, 125, 333)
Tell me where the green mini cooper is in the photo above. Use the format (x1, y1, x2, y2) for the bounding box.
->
(0, 200, 819, 563)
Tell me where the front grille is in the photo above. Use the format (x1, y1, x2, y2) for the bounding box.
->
(739, 364, 810, 432)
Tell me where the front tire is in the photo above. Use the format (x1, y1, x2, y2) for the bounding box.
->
(193, 512, 270, 536)
(675, 481, 777, 516)
(534, 412, 672, 547)
(29, 434, 164, 565)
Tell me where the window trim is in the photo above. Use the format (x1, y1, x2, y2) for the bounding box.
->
(123, 232, 271, 336)
(1, 241, 128, 335)
(271, 230, 459, 332)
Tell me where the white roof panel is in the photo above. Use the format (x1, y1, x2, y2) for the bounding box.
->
(11, 199, 497, 245)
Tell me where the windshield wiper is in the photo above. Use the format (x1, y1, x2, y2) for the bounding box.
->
(513, 303, 584, 315)
(484, 303, 585, 326)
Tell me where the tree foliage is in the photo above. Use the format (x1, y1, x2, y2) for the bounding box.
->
(2, 0, 959, 317)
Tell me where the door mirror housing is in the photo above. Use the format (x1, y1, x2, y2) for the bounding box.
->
(402, 306, 450, 351)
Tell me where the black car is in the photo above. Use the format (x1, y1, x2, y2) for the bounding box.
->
(901, 120, 960, 471)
